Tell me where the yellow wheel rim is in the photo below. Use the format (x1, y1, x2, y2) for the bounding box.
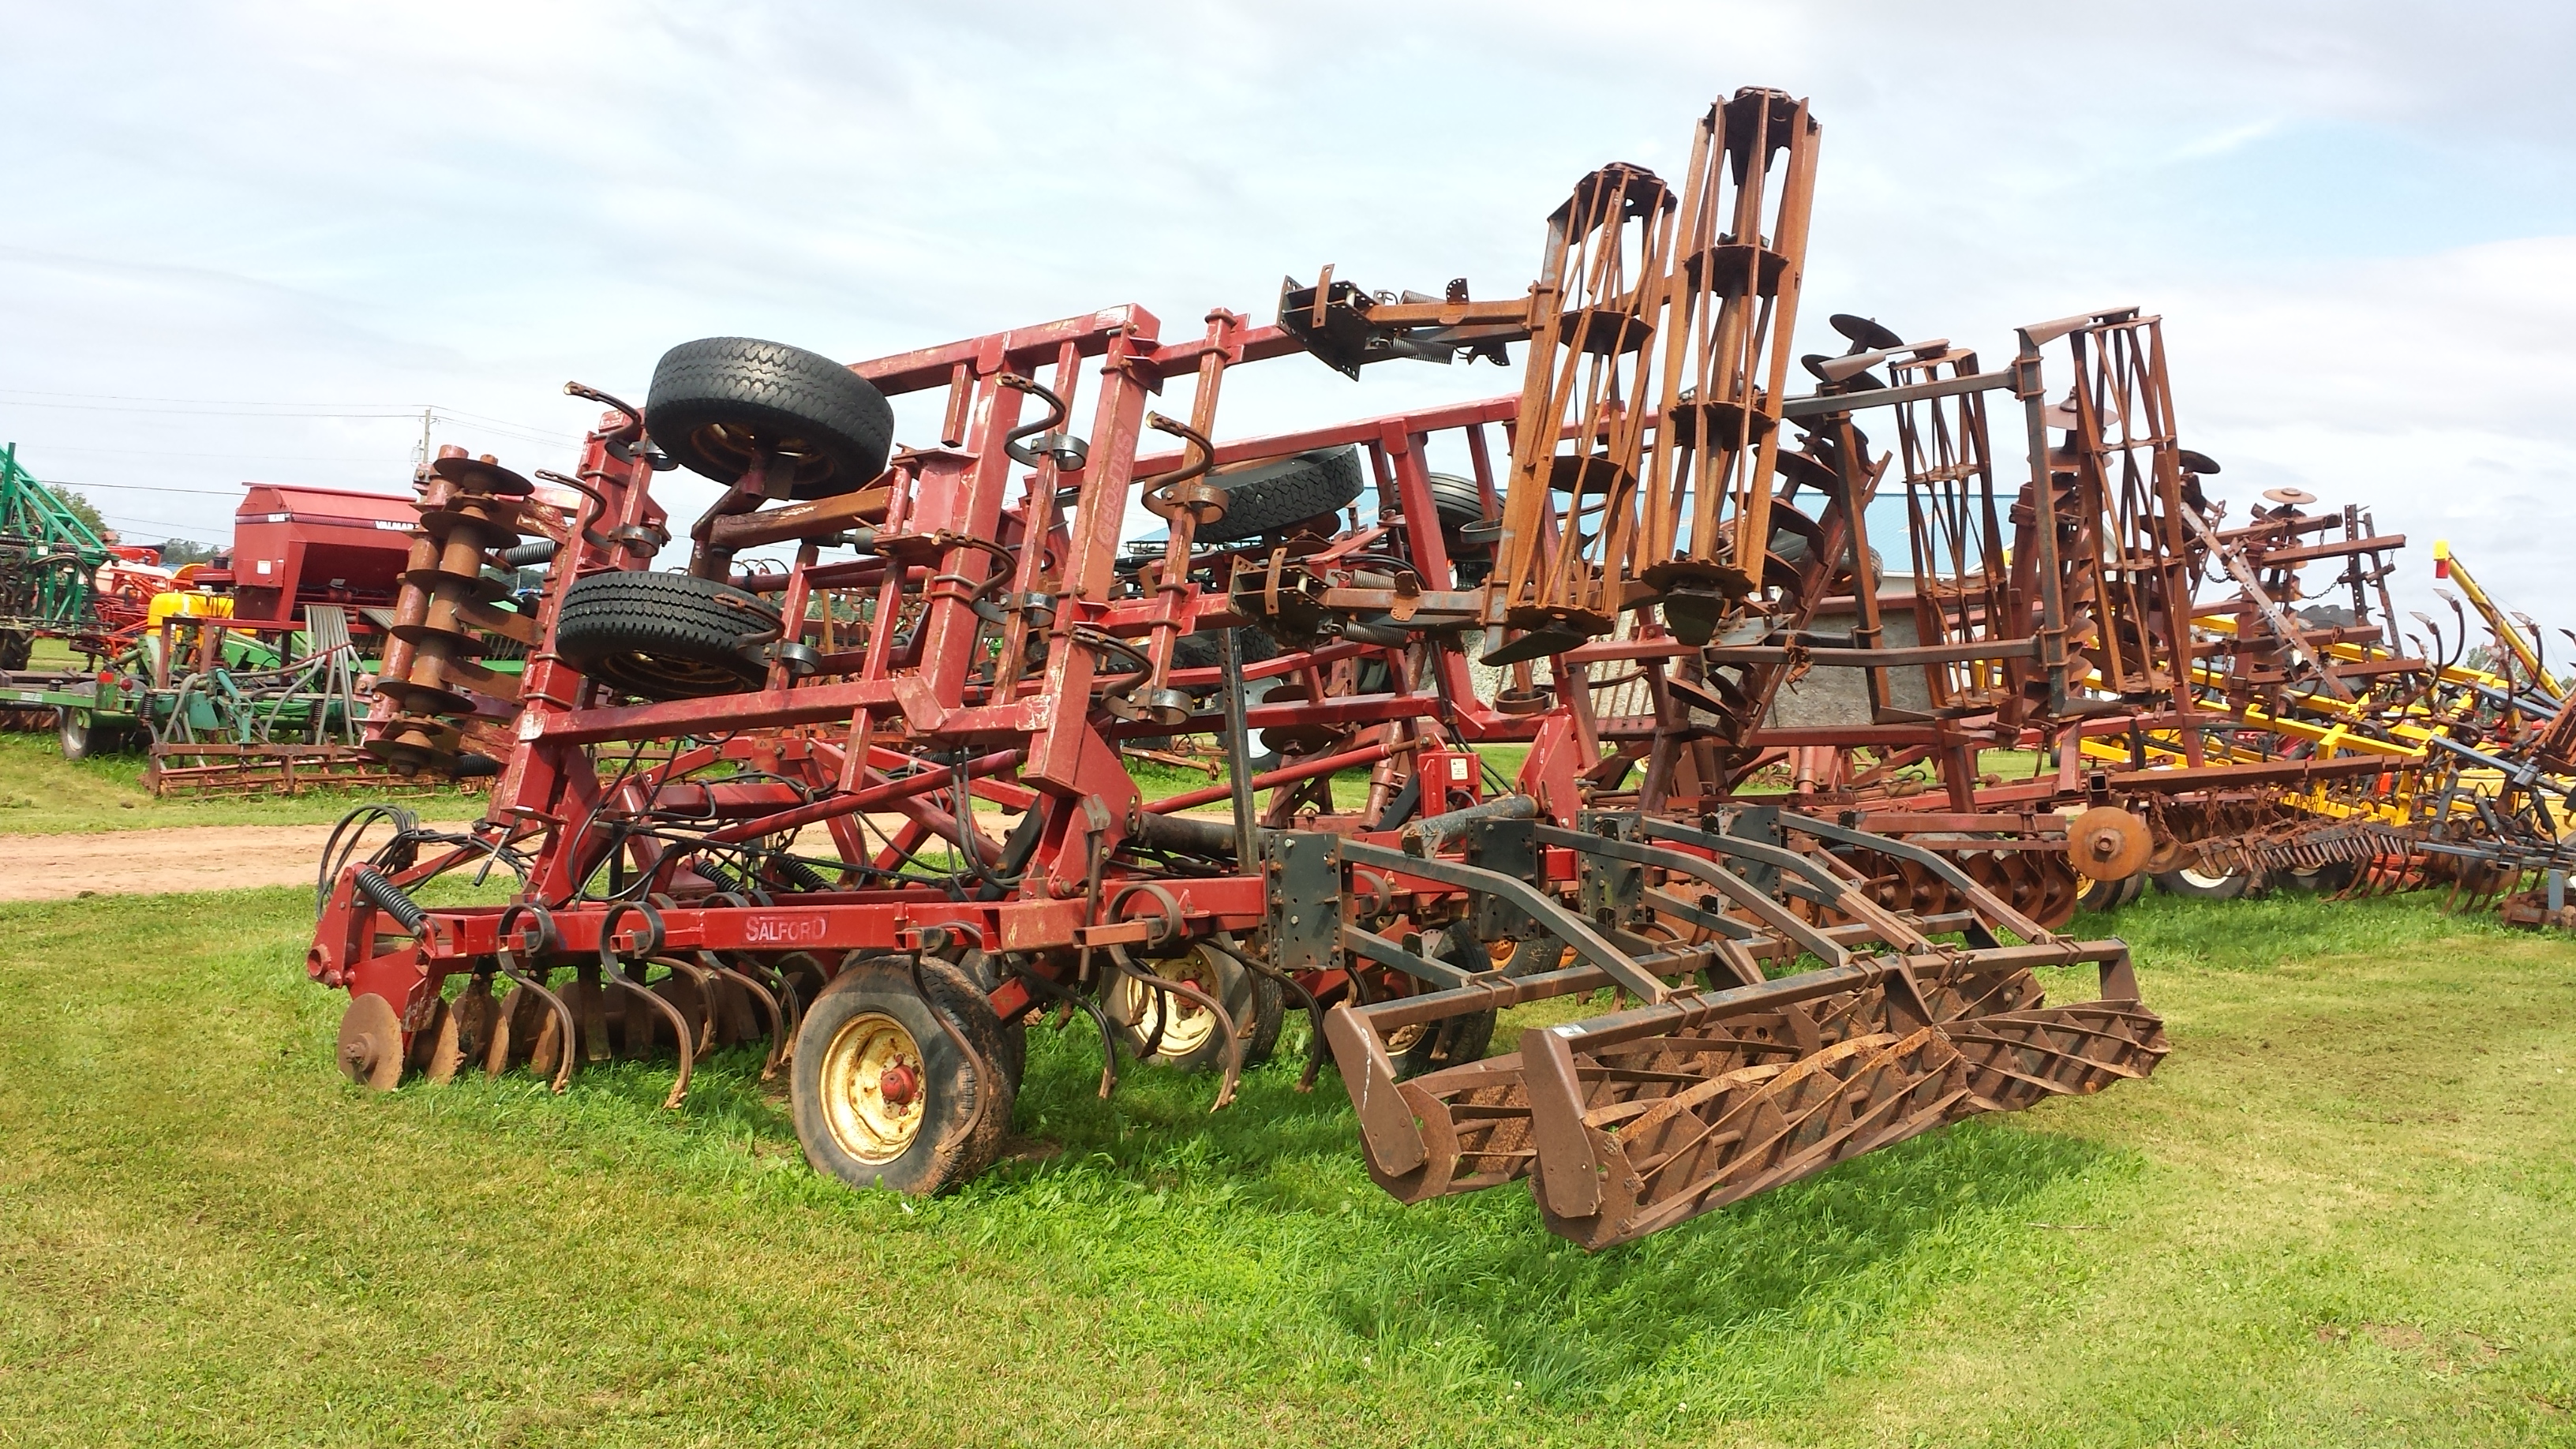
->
(1118, 948, 1221, 1059)
(818, 1010, 926, 1163)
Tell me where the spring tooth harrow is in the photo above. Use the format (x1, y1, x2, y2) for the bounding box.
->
(1324, 814, 2163, 1246)
(309, 88, 2176, 1248)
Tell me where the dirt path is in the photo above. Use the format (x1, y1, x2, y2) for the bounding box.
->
(0, 802, 1245, 904)
(0, 822, 475, 903)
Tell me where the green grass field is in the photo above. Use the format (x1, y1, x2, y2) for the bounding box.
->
(0, 733, 484, 835)
(2, 886, 2570, 1447)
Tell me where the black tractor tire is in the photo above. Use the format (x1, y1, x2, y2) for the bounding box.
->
(554, 571, 782, 701)
(1170, 624, 1279, 672)
(57, 707, 122, 762)
(0, 629, 29, 671)
(1425, 471, 1490, 530)
(1193, 447, 1367, 545)
(1391, 1009, 1496, 1079)
(646, 337, 895, 500)
(2154, 864, 2252, 901)
(2275, 861, 2357, 894)
(792, 957, 1016, 1196)
(1381, 931, 1499, 1080)
(956, 949, 1028, 1086)
(1103, 942, 1284, 1073)
(2076, 873, 2126, 913)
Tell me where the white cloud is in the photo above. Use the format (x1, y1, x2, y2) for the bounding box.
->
(0, 0, 2570, 632)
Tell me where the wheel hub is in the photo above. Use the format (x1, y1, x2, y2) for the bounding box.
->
(819, 1010, 926, 1163)
(335, 994, 405, 1091)
(1123, 950, 1221, 1059)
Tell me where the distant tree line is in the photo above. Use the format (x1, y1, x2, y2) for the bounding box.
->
(47, 486, 220, 567)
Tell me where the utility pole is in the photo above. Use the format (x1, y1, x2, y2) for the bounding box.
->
(415, 408, 435, 472)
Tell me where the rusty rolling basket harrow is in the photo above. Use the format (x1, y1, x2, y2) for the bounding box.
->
(310, 89, 2169, 1248)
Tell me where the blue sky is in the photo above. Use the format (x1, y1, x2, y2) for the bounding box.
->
(4, 1, 2572, 645)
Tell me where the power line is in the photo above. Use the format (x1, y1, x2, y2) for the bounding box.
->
(16, 444, 399, 463)
(0, 385, 586, 429)
(0, 395, 582, 444)
(37, 480, 259, 497)
(438, 427, 575, 451)
(433, 405, 585, 439)
(96, 510, 230, 536)
(0, 386, 432, 406)
(0, 400, 426, 418)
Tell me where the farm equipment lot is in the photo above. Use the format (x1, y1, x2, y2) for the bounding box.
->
(2, 889, 2568, 1447)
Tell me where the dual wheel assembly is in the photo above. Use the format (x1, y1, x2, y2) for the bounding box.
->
(797, 944, 1302, 1193)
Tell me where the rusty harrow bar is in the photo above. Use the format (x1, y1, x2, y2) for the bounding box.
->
(1320, 812, 2163, 1246)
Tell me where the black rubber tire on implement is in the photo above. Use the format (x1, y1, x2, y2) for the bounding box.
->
(1241, 967, 1287, 1068)
(1169, 624, 1278, 672)
(957, 949, 1029, 1087)
(554, 571, 782, 701)
(0, 629, 29, 672)
(2154, 864, 2252, 901)
(56, 707, 122, 762)
(2077, 869, 2152, 913)
(2274, 861, 2357, 893)
(792, 957, 1017, 1196)
(1192, 447, 1367, 545)
(1425, 471, 1490, 531)
(1103, 943, 1284, 1073)
(646, 337, 894, 500)
(1387, 932, 1497, 1078)
(1392, 1011, 1496, 1078)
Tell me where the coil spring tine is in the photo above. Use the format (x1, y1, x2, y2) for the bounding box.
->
(1210, 932, 1326, 1094)
(599, 901, 691, 1109)
(708, 891, 802, 1062)
(493, 905, 578, 1092)
(1012, 963, 1119, 1100)
(1109, 943, 1243, 1111)
(904, 953, 990, 1148)
(653, 953, 722, 1057)
(700, 951, 788, 1080)
(1131, 968, 1172, 1061)
(640, 900, 719, 1060)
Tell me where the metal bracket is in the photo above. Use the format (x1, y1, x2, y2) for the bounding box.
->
(1335, 837, 1672, 1002)
(1461, 816, 1541, 941)
(1266, 832, 1342, 975)
(1571, 811, 1647, 934)
(1340, 925, 1475, 990)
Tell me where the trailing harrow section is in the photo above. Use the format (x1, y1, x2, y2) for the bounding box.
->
(4, 470, 520, 796)
(1321, 814, 2165, 1248)
(306, 88, 2189, 1246)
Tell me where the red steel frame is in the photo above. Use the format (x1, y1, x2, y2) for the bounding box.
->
(310, 306, 1510, 1009)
